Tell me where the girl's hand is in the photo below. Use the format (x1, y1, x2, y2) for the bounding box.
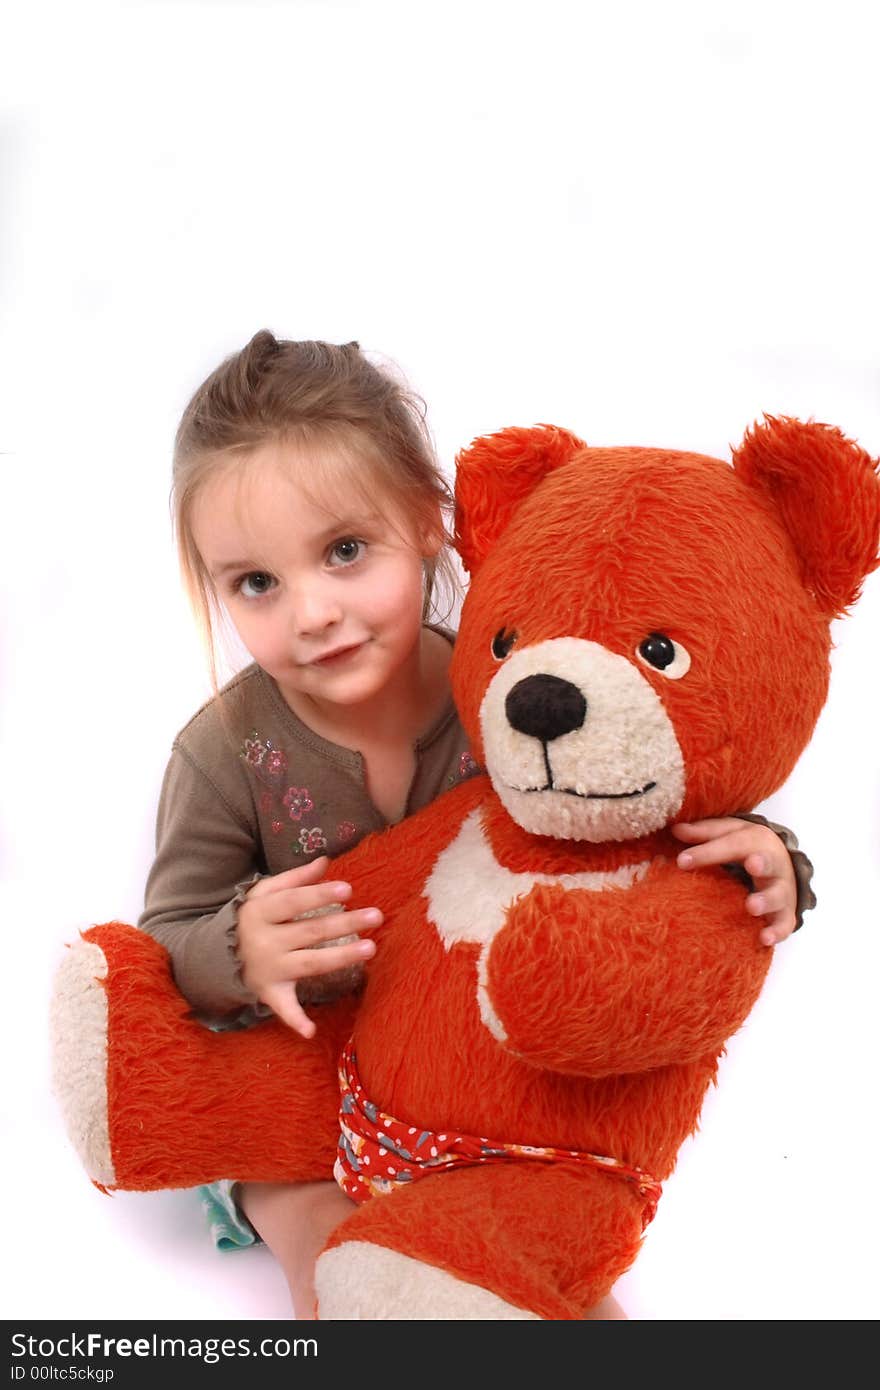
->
(671, 818, 797, 947)
(236, 856, 381, 1037)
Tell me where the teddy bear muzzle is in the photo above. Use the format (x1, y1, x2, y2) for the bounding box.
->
(480, 636, 686, 842)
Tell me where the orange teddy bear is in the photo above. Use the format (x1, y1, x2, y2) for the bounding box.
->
(52, 417, 879, 1319)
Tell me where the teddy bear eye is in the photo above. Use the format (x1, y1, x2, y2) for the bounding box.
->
(491, 627, 518, 660)
(636, 632, 691, 679)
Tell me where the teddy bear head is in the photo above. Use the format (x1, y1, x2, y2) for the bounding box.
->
(450, 419, 879, 842)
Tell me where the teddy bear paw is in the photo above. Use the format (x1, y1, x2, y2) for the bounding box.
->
(50, 939, 115, 1188)
(314, 1241, 541, 1320)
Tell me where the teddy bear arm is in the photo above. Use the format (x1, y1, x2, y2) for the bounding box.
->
(486, 873, 772, 1075)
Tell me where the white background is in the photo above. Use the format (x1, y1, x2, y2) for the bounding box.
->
(2, 0, 878, 1322)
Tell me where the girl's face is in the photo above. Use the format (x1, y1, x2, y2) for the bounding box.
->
(191, 439, 437, 718)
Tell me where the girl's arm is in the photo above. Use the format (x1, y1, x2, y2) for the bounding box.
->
(138, 746, 266, 1015)
(139, 749, 374, 1027)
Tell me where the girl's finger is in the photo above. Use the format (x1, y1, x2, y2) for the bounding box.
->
(743, 850, 783, 882)
(263, 878, 353, 924)
(281, 937, 376, 980)
(273, 906, 383, 946)
(675, 832, 751, 869)
(671, 819, 750, 842)
(247, 857, 331, 899)
(748, 882, 796, 946)
(260, 982, 318, 1038)
(757, 911, 797, 947)
(745, 883, 788, 917)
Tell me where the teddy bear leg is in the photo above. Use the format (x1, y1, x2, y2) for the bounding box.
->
(51, 923, 356, 1192)
(314, 1163, 645, 1320)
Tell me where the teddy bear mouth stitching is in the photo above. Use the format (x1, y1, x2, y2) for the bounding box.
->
(517, 780, 658, 800)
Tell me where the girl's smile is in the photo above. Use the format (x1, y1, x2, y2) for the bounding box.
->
(309, 641, 369, 667)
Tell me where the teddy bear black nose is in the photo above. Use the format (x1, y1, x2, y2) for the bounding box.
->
(505, 674, 587, 743)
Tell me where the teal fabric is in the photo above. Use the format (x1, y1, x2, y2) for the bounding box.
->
(198, 1180, 260, 1251)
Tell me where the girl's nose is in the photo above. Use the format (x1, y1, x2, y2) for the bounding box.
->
(289, 578, 343, 636)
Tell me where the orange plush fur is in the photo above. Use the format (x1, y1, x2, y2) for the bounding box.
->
(52, 417, 880, 1318)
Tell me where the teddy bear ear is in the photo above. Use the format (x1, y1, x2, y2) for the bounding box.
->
(732, 414, 880, 619)
(454, 424, 588, 575)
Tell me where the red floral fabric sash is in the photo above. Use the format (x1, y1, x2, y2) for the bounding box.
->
(334, 1040, 661, 1229)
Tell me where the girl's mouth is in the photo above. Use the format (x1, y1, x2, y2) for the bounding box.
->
(311, 642, 365, 666)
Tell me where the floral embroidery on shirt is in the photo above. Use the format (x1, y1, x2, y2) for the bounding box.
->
(282, 787, 314, 821)
(242, 731, 314, 847)
(299, 827, 327, 854)
(337, 820, 357, 843)
(448, 749, 480, 787)
(263, 747, 289, 781)
(240, 730, 288, 786)
(242, 736, 266, 767)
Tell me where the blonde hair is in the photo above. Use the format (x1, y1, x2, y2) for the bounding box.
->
(172, 330, 459, 687)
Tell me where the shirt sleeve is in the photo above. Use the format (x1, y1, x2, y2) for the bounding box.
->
(138, 744, 263, 1016)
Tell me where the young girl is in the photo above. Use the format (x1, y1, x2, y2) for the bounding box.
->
(139, 330, 814, 1320)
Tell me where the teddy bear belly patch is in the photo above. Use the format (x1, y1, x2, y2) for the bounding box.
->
(425, 807, 655, 1041)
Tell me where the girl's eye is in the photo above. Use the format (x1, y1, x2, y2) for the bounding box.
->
(491, 627, 518, 660)
(239, 571, 276, 599)
(635, 631, 691, 679)
(329, 538, 364, 566)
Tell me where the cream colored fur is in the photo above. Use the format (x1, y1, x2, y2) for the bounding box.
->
(315, 1241, 540, 1319)
(50, 940, 115, 1187)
